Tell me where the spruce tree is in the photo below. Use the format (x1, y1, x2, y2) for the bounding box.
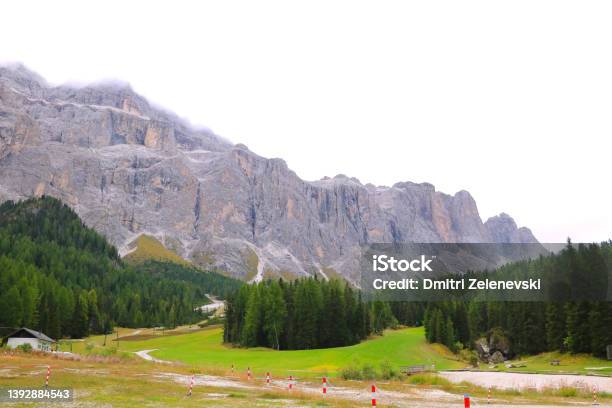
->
(262, 281, 287, 350)
(545, 303, 565, 351)
(241, 286, 263, 347)
(71, 293, 90, 338)
(444, 316, 455, 350)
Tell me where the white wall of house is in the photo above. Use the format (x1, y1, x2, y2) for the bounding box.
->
(7, 337, 52, 352)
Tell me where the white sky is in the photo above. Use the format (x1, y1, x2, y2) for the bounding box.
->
(1, 1, 610, 243)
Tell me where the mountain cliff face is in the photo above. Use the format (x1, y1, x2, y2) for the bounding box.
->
(0, 64, 538, 281)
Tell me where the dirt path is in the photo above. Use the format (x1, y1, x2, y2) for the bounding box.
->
(440, 370, 612, 393)
(196, 294, 224, 314)
(134, 349, 171, 364)
(155, 371, 605, 407)
(133, 353, 612, 406)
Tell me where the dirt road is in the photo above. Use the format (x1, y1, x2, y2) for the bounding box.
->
(134, 349, 171, 364)
(133, 351, 611, 406)
(156, 371, 611, 407)
(439, 370, 612, 393)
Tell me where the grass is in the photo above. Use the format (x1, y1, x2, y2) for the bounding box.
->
(87, 326, 463, 378)
(244, 248, 259, 281)
(0, 352, 355, 408)
(8, 327, 611, 407)
(478, 351, 612, 375)
(124, 234, 190, 265)
(3, 350, 607, 408)
(64, 325, 612, 380)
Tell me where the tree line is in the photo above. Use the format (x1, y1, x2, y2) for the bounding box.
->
(423, 241, 612, 357)
(223, 277, 398, 350)
(0, 197, 242, 340)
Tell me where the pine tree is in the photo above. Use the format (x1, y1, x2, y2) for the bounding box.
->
(0, 286, 22, 328)
(444, 316, 455, 350)
(327, 281, 348, 346)
(545, 303, 565, 351)
(467, 302, 487, 343)
(453, 302, 469, 345)
(241, 286, 263, 347)
(262, 281, 287, 350)
(588, 302, 612, 357)
(19, 284, 38, 328)
(435, 309, 446, 344)
(423, 306, 433, 342)
(71, 293, 90, 338)
(87, 289, 101, 333)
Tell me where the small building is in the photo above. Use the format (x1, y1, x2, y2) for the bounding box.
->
(4, 328, 55, 352)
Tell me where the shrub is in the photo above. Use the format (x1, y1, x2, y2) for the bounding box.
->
(99, 346, 118, 356)
(17, 343, 33, 353)
(379, 360, 399, 380)
(340, 360, 401, 380)
(361, 363, 377, 380)
(558, 387, 577, 397)
(408, 374, 451, 386)
(340, 362, 363, 380)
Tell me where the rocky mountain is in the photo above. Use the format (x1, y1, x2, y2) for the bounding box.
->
(0, 64, 538, 282)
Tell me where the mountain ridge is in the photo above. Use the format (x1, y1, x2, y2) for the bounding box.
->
(0, 64, 538, 281)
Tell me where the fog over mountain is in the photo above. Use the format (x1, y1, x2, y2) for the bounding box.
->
(0, 65, 538, 281)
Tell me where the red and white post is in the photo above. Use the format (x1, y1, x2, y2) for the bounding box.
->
(593, 386, 599, 405)
(187, 374, 195, 396)
(247, 367, 252, 381)
(266, 372, 271, 386)
(322, 377, 327, 395)
(371, 384, 377, 407)
(44, 366, 51, 388)
(288, 375, 294, 390)
(464, 393, 471, 408)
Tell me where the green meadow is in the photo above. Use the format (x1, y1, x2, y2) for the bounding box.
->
(65, 325, 612, 378)
(73, 326, 463, 377)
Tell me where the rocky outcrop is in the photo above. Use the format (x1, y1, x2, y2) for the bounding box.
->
(485, 213, 538, 243)
(0, 64, 539, 280)
(475, 329, 512, 363)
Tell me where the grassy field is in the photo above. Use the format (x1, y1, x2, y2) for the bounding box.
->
(4, 343, 609, 407)
(124, 234, 190, 265)
(486, 351, 612, 376)
(65, 325, 612, 378)
(0, 352, 359, 408)
(8, 327, 612, 407)
(65, 326, 463, 377)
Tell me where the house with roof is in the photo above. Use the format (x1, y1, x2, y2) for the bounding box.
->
(3, 328, 55, 352)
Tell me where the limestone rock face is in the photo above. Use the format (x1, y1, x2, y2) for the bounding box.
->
(0, 65, 539, 280)
(485, 213, 538, 243)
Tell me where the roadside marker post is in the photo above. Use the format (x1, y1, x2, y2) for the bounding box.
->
(288, 375, 294, 390)
(593, 386, 599, 405)
(464, 393, 470, 408)
(231, 364, 234, 375)
(266, 372, 271, 386)
(322, 377, 327, 395)
(247, 367, 251, 381)
(487, 386, 491, 404)
(187, 374, 195, 396)
(371, 384, 377, 407)
(44, 366, 51, 388)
